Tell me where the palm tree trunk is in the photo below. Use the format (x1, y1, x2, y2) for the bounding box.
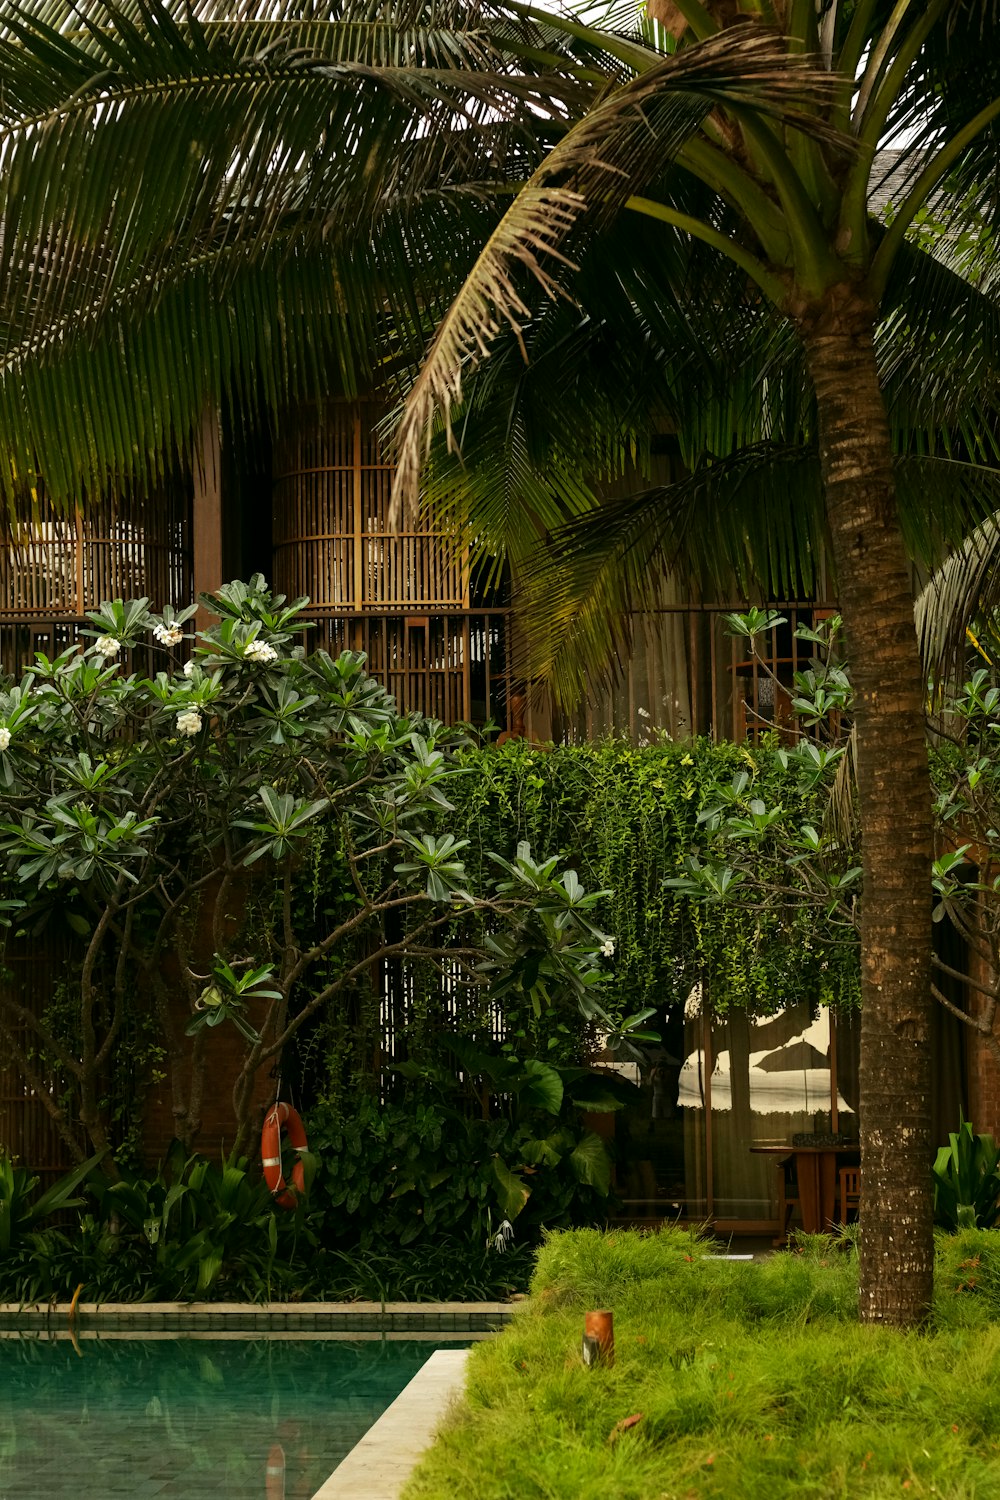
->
(802, 285, 934, 1327)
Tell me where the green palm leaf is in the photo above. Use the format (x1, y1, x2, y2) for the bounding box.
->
(389, 22, 838, 522)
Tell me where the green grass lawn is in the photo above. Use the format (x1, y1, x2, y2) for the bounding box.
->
(403, 1226, 1000, 1499)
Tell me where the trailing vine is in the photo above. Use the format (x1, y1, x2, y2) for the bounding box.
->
(442, 738, 860, 1019)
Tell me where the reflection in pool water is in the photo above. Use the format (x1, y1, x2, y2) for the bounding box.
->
(0, 1333, 458, 1498)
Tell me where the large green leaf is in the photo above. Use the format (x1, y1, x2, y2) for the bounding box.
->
(568, 1132, 612, 1196)
(491, 1156, 531, 1221)
(520, 1059, 564, 1115)
(31, 1149, 109, 1222)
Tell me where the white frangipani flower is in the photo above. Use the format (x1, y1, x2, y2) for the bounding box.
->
(489, 1219, 515, 1254)
(183, 660, 195, 678)
(0, 728, 10, 751)
(94, 635, 121, 658)
(175, 710, 203, 737)
(600, 937, 616, 959)
(153, 623, 184, 646)
(244, 639, 278, 664)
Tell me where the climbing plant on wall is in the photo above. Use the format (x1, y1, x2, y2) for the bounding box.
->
(439, 737, 861, 1019)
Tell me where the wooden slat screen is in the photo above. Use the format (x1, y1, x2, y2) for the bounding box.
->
(0, 486, 192, 676)
(272, 399, 506, 725)
(0, 940, 79, 1180)
(303, 609, 512, 727)
(273, 399, 469, 611)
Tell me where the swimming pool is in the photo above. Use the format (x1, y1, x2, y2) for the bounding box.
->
(0, 1332, 469, 1497)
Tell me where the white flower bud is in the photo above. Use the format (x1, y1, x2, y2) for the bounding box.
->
(175, 710, 203, 737)
(244, 639, 278, 664)
(0, 727, 10, 752)
(183, 660, 195, 678)
(94, 635, 121, 658)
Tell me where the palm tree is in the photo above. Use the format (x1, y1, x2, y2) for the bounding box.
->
(0, 0, 996, 1324)
(384, 1, 1000, 1327)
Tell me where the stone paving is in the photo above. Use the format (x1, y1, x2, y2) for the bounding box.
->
(315, 1348, 471, 1500)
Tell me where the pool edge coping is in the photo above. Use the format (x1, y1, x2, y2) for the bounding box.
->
(0, 1299, 514, 1318)
(312, 1346, 471, 1500)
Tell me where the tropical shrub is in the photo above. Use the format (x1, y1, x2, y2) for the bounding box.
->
(306, 1048, 627, 1258)
(0, 1146, 540, 1304)
(933, 1121, 1000, 1231)
(0, 579, 618, 1170)
(0, 1148, 314, 1303)
(0, 1150, 104, 1254)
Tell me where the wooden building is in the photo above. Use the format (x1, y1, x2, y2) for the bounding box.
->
(0, 399, 839, 745)
(0, 400, 978, 1240)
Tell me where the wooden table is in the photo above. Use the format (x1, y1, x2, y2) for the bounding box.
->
(750, 1145, 860, 1234)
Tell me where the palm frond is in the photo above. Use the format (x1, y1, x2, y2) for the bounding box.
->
(896, 453, 1000, 583)
(823, 723, 858, 848)
(509, 442, 823, 708)
(388, 23, 839, 525)
(878, 234, 1000, 445)
(915, 511, 1000, 689)
(0, 0, 588, 345)
(511, 442, 1000, 710)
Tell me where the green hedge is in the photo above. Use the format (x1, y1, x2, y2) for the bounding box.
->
(444, 739, 860, 1016)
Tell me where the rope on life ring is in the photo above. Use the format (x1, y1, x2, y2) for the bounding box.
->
(261, 1102, 308, 1209)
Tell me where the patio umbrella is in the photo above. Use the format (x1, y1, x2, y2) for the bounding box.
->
(756, 1040, 829, 1073)
(758, 1038, 827, 1074)
(755, 1038, 830, 1119)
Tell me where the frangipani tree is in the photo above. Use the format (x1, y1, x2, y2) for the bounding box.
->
(0, 578, 617, 1170)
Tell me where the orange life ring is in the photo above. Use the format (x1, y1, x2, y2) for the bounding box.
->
(262, 1102, 308, 1209)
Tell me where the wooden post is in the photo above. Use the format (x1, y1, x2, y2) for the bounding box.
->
(193, 406, 223, 627)
(582, 1309, 614, 1367)
(829, 1008, 840, 1135)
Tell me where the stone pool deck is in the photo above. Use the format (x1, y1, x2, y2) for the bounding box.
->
(316, 1347, 470, 1499)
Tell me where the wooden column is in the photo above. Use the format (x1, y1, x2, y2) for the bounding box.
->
(193, 407, 223, 625)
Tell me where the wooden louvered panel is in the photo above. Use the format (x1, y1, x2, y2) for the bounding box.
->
(0, 619, 80, 675)
(0, 487, 192, 675)
(273, 399, 469, 614)
(304, 611, 512, 728)
(80, 488, 189, 609)
(272, 399, 491, 725)
(0, 508, 80, 614)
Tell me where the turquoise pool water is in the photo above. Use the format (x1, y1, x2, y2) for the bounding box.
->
(0, 1333, 465, 1497)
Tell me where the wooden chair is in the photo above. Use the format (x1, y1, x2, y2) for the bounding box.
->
(839, 1166, 861, 1223)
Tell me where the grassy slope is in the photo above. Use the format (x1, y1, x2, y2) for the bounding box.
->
(404, 1227, 1000, 1499)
